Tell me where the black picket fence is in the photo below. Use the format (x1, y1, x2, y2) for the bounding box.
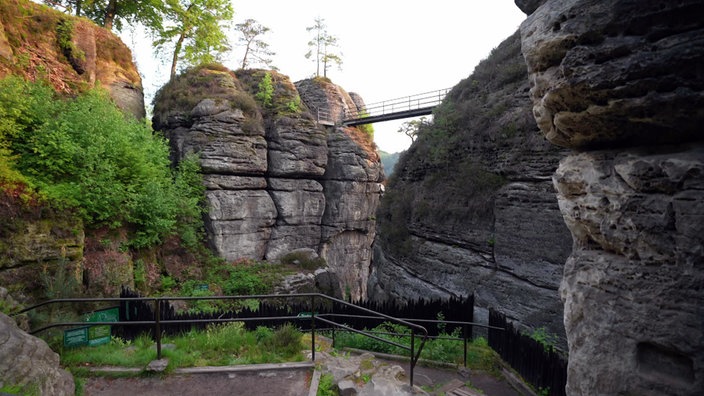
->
(488, 309, 567, 396)
(118, 287, 473, 340)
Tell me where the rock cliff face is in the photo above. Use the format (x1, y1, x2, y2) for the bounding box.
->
(0, 0, 144, 118)
(520, 0, 704, 394)
(368, 31, 572, 344)
(153, 69, 382, 300)
(0, 0, 145, 302)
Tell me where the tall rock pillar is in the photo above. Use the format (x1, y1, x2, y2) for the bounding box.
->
(519, 0, 704, 394)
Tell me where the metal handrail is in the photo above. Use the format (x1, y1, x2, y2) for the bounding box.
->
(15, 293, 429, 387)
(310, 87, 451, 126)
(343, 88, 451, 121)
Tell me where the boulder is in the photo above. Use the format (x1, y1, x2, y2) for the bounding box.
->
(0, 313, 74, 395)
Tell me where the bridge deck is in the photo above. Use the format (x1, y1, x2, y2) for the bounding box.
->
(342, 106, 435, 126)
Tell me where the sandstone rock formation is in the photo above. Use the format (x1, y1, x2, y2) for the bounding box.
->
(0, 0, 146, 303)
(153, 68, 382, 300)
(520, 0, 704, 394)
(0, 312, 75, 395)
(0, 0, 144, 118)
(369, 31, 572, 346)
(0, 192, 85, 303)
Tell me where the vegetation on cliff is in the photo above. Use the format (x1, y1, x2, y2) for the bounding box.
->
(0, 76, 204, 248)
(377, 32, 526, 257)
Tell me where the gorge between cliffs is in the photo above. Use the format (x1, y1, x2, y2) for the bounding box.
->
(0, 0, 702, 395)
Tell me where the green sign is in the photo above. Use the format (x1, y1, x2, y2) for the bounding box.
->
(64, 326, 89, 348)
(64, 307, 120, 348)
(88, 325, 112, 346)
(85, 306, 119, 346)
(86, 307, 119, 323)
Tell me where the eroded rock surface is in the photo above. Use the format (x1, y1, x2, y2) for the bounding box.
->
(0, 313, 75, 395)
(521, 0, 704, 394)
(521, 0, 704, 149)
(369, 31, 572, 345)
(153, 67, 382, 299)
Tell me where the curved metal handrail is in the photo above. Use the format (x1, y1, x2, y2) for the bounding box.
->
(15, 293, 429, 387)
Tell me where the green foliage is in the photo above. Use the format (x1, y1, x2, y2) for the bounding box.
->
(154, 0, 234, 79)
(56, 19, 76, 56)
(0, 383, 39, 396)
(255, 72, 274, 107)
(156, 258, 292, 313)
(235, 18, 275, 69)
(45, 0, 165, 32)
(0, 77, 206, 248)
(61, 323, 304, 371)
(529, 327, 559, 352)
(317, 373, 338, 396)
(333, 324, 500, 372)
(305, 17, 343, 78)
(41, 260, 80, 300)
(285, 96, 301, 113)
(173, 153, 207, 249)
(358, 123, 374, 140)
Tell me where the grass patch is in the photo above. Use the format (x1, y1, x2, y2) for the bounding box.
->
(60, 322, 306, 371)
(331, 323, 501, 375)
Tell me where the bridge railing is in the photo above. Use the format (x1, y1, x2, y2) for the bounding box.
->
(344, 87, 451, 121)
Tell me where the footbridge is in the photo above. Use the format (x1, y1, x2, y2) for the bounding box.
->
(314, 87, 451, 126)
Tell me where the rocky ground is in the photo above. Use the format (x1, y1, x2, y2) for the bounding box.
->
(81, 352, 526, 396)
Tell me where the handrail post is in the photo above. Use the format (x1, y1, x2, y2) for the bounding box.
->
(410, 330, 415, 387)
(154, 298, 162, 360)
(463, 323, 468, 367)
(311, 295, 316, 361)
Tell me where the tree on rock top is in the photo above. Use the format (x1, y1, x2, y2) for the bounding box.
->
(155, 0, 234, 80)
(44, 0, 165, 32)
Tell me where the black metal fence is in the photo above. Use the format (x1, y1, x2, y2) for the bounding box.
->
(488, 309, 567, 396)
(16, 292, 430, 386)
(118, 288, 473, 339)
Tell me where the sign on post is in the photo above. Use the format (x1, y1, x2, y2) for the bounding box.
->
(63, 306, 119, 348)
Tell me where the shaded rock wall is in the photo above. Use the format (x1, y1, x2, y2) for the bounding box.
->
(369, 31, 572, 345)
(520, 0, 704, 394)
(153, 68, 381, 300)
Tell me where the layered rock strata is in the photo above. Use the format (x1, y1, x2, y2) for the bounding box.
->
(369, 31, 572, 345)
(520, 0, 704, 394)
(153, 68, 382, 299)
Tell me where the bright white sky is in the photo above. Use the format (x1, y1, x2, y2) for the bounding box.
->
(123, 1, 527, 153)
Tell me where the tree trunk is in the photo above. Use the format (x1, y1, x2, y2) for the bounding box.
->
(170, 32, 186, 80)
(75, 0, 82, 16)
(241, 45, 250, 69)
(104, 0, 118, 30)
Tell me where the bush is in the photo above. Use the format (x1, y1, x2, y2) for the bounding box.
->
(0, 77, 206, 248)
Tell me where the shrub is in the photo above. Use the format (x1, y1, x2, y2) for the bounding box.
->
(255, 72, 274, 107)
(0, 77, 206, 248)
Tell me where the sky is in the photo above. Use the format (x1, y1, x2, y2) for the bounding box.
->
(123, 1, 527, 153)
